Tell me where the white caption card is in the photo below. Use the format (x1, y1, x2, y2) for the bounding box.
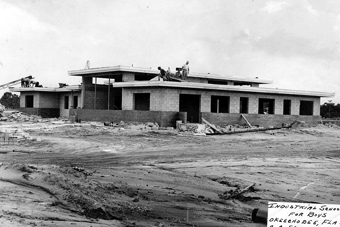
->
(268, 202, 340, 227)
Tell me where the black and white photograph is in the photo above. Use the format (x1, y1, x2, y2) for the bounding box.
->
(0, 0, 340, 226)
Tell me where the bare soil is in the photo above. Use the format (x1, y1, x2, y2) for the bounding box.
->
(0, 122, 340, 226)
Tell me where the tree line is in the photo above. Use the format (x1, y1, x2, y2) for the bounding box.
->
(320, 102, 340, 119)
(0, 92, 20, 109)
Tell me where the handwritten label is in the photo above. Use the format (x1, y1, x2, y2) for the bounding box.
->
(268, 202, 340, 227)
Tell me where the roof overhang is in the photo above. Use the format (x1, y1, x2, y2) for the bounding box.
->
(110, 81, 334, 98)
(68, 65, 273, 85)
(10, 85, 81, 93)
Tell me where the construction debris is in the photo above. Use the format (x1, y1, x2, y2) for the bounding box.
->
(0, 111, 43, 123)
(202, 118, 223, 134)
(219, 183, 256, 200)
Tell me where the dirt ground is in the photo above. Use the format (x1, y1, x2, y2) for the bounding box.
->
(0, 120, 340, 227)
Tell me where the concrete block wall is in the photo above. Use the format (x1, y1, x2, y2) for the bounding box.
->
(71, 109, 187, 127)
(20, 92, 40, 108)
(122, 88, 170, 111)
(122, 89, 134, 110)
(230, 96, 240, 113)
(121, 87, 321, 116)
(82, 77, 110, 109)
(83, 86, 109, 109)
(95, 90, 109, 109)
(19, 107, 60, 118)
(39, 92, 60, 108)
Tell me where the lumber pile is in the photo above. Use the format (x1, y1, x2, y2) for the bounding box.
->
(219, 183, 256, 200)
(197, 117, 292, 135)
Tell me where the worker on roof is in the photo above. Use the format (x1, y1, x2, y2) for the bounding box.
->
(21, 76, 32, 88)
(182, 61, 189, 80)
(175, 67, 182, 79)
(158, 66, 167, 81)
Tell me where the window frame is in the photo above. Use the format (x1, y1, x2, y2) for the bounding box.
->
(211, 95, 230, 113)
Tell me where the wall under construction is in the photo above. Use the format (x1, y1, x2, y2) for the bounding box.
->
(121, 87, 321, 116)
(201, 112, 322, 127)
(19, 107, 60, 118)
(70, 109, 187, 127)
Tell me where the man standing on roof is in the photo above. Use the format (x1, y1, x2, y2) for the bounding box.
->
(182, 61, 189, 80)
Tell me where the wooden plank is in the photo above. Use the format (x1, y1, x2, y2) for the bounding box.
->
(241, 114, 252, 128)
(202, 118, 223, 134)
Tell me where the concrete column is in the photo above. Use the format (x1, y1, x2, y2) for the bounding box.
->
(275, 98, 283, 115)
(291, 99, 300, 115)
(80, 77, 87, 108)
(200, 92, 210, 112)
(108, 77, 110, 110)
(34, 93, 40, 108)
(248, 96, 258, 114)
(121, 88, 134, 110)
(313, 98, 320, 116)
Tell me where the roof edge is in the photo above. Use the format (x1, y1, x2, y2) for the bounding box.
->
(109, 81, 334, 98)
(68, 65, 272, 84)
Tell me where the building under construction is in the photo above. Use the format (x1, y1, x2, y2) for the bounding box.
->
(10, 65, 334, 127)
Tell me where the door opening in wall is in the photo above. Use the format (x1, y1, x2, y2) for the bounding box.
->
(64, 96, 69, 109)
(283, 99, 291, 115)
(179, 94, 200, 123)
(111, 88, 122, 110)
(25, 95, 34, 108)
(258, 98, 275, 114)
(73, 96, 78, 109)
(240, 97, 249, 114)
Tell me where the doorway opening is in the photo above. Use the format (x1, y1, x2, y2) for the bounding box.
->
(179, 94, 201, 123)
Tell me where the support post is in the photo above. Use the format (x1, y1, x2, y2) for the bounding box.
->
(94, 77, 97, 109)
(108, 76, 110, 110)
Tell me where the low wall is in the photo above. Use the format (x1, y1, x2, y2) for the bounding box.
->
(70, 109, 187, 127)
(321, 119, 340, 126)
(19, 108, 60, 118)
(201, 112, 321, 127)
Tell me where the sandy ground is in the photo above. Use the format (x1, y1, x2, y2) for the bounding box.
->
(0, 121, 339, 226)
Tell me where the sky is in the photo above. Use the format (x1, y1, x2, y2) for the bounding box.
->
(0, 0, 339, 104)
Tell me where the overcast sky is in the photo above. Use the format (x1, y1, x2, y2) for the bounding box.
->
(0, 0, 339, 104)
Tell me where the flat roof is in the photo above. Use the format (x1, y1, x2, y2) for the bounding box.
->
(109, 81, 334, 98)
(10, 85, 81, 93)
(68, 65, 273, 84)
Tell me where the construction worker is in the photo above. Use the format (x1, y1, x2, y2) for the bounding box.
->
(166, 67, 176, 80)
(158, 66, 167, 81)
(21, 77, 32, 87)
(175, 67, 182, 79)
(182, 61, 189, 80)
